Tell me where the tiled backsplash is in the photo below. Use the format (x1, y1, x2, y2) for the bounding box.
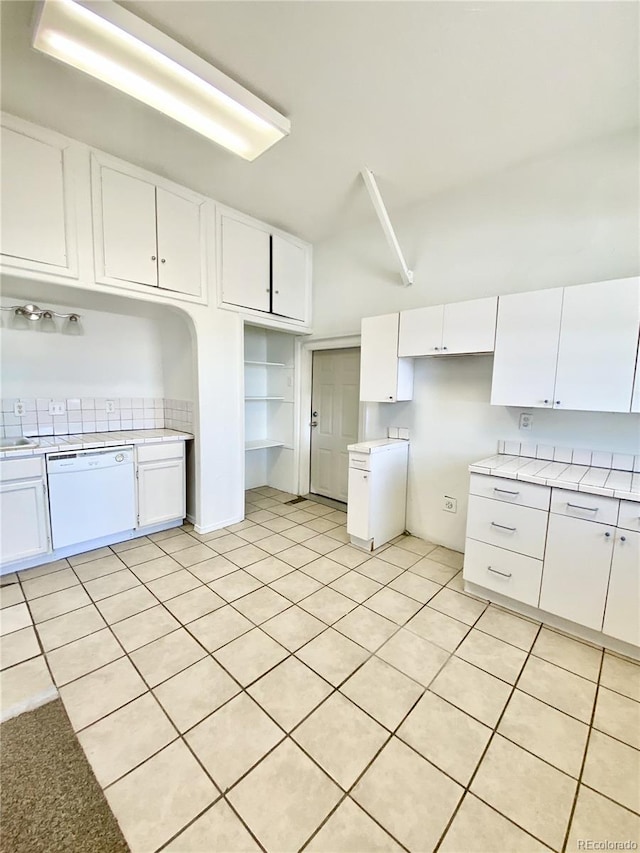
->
(498, 440, 640, 473)
(0, 397, 194, 438)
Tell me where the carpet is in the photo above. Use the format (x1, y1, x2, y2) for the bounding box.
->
(0, 699, 129, 853)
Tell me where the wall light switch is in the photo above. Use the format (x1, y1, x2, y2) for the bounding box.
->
(105, 400, 116, 414)
(13, 402, 25, 417)
(48, 401, 66, 416)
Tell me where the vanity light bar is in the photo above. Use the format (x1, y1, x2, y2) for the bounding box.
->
(33, 0, 291, 160)
(1, 303, 81, 322)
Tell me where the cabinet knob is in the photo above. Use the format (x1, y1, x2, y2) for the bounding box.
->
(442, 346, 448, 351)
(388, 396, 393, 400)
(151, 255, 156, 261)
(275, 290, 279, 294)
(434, 347, 440, 351)
(161, 258, 166, 264)
(555, 400, 561, 405)
(605, 531, 611, 538)
(621, 536, 627, 542)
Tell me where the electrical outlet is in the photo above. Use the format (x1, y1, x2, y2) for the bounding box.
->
(443, 496, 457, 513)
(519, 412, 533, 431)
(13, 402, 25, 417)
(48, 401, 66, 416)
(105, 400, 116, 414)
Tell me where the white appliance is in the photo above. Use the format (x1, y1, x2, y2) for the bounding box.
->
(347, 439, 409, 551)
(47, 446, 136, 549)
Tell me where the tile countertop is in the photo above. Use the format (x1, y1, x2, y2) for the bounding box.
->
(470, 454, 640, 503)
(0, 429, 194, 459)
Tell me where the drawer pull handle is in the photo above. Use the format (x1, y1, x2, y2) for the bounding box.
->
(567, 503, 598, 512)
(487, 566, 512, 578)
(491, 522, 516, 532)
(493, 487, 520, 496)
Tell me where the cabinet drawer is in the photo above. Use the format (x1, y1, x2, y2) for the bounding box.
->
(0, 456, 45, 482)
(470, 473, 550, 511)
(550, 488, 619, 526)
(136, 442, 185, 463)
(349, 453, 370, 472)
(463, 539, 543, 606)
(618, 500, 640, 533)
(466, 495, 548, 559)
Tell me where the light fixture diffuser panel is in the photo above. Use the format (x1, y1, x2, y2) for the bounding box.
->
(33, 0, 290, 160)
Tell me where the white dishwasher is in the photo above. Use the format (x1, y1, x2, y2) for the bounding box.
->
(47, 447, 136, 549)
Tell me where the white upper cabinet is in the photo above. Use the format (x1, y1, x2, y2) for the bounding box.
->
(399, 297, 497, 357)
(220, 215, 270, 313)
(101, 167, 157, 286)
(399, 305, 443, 356)
(443, 297, 497, 354)
(554, 278, 639, 413)
(360, 313, 413, 402)
(218, 207, 311, 326)
(156, 188, 202, 297)
(92, 152, 208, 301)
(491, 287, 563, 408)
(272, 234, 307, 322)
(0, 116, 78, 277)
(492, 278, 639, 412)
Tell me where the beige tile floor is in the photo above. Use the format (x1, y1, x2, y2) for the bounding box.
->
(1, 486, 639, 853)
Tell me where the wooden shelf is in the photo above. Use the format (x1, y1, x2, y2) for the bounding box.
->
(245, 439, 286, 451)
(244, 360, 288, 367)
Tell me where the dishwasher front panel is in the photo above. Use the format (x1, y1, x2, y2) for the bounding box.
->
(47, 448, 136, 549)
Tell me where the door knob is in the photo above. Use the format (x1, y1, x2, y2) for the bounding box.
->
(312, 411, 318, 417)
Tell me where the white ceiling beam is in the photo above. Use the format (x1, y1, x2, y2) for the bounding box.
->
(361, 167, 413, 287)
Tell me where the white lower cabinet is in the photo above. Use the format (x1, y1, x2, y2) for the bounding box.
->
(463, 539, 543, 607)
(0, 458, 50, 564)
(602, 530, 640, 647)
(464, 471, 639, 652)
(136, 443, 186, 527)
(539, 513, 615, 631)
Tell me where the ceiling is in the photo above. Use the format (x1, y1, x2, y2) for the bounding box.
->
(1, 1, 637, 243)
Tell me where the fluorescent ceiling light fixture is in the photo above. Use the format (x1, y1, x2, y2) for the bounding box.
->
(32, 0, 290, 160)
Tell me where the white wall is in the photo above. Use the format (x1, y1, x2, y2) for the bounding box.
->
(0, 283, 195, 400)
(312, 129, 640, 550)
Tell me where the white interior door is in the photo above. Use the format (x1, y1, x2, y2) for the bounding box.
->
(310, 348, 361, 502)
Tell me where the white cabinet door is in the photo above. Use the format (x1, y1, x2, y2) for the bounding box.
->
(540, 514, 614, 630)
(0, 479, 49, 564)
(347, 467, 371, 540)
(554, 278, 640, 413)
(1, 126, 67, 268)
(101, 167, 158, 286)
(398, 306, 443, 356)
(220, 216, 270, 313)
(271, 234, 307, 322)
(443, 297, 497, 354)
(491, 288, 563, 407)
(137, 458, 185, 527)
(156, 188, 202, 297)
(603, 530, 640, 646)
(360, 314, 413, 402)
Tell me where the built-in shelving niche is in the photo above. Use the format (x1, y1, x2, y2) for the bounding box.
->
(244, 324, 297, 492)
